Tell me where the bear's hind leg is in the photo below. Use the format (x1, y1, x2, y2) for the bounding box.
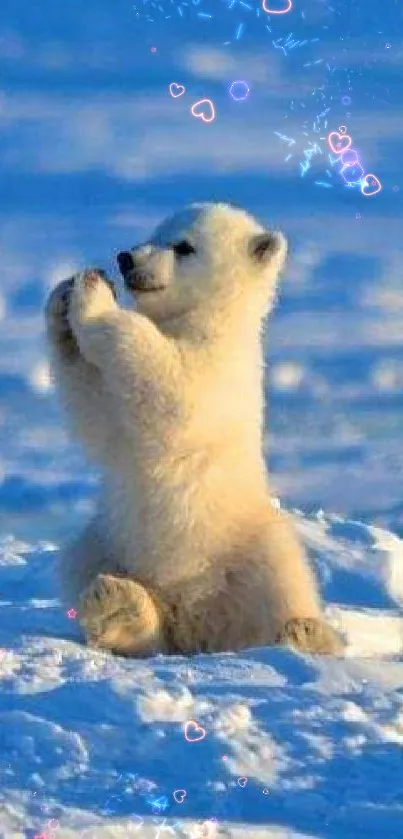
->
(258, 510, 345, 655)
(78, 574, 166, 656)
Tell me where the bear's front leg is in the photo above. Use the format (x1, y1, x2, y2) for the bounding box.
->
(67, 267, 180, 432)
(78, 574, 167, 656)
(45, 273, 123, 464)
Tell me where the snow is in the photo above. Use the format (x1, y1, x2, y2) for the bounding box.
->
(1, 513, 402, 839)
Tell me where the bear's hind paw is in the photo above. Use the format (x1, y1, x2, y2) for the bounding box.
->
(275, 617, 344, 656)
(78, 573, 165, 657)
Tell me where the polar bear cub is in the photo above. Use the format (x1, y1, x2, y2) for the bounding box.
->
(45, 202, 343, 657)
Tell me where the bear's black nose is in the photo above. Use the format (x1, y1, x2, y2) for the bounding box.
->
(117, 251, 135, 275)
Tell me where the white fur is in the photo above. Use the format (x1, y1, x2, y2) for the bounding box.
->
(46, 203, 342, 656)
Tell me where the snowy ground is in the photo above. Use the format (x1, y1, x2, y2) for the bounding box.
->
(1, 512, 403, 839)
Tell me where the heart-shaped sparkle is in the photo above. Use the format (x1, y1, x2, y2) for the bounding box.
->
(169, 82, 186, 98)
(361, 173, 382, 197)
(190, 99, 215, 123)
(261, 0, 293, 13)
(184, 719, 207, 742)
(327, 131, 352, 155)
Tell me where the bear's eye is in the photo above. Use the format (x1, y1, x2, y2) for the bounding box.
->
(172, 240, 196, 257)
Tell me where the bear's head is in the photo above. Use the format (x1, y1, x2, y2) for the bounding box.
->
(117, 202, 287, 328)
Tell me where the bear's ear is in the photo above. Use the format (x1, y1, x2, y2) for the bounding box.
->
(248, 231, 285, 265)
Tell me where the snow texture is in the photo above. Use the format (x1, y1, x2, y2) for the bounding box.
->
(1, 513, 402, 838)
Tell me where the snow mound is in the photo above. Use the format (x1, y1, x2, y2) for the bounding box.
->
(0, 512, 402, 839)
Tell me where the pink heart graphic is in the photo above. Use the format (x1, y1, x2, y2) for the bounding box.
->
(190, 99, 215, 123)
(361, 173, 382, 197)
(184, 719, 207, 742)
(327, 131, 352, 155)
(237, 776, 248, 788)
(261, 0, 293, 13)
(173, 788, 187, 803)
(169, 82, 186, 98)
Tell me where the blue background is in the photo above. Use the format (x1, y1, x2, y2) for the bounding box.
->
(0, 0, 403, 539)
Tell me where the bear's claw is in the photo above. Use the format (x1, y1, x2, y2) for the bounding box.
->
(79, 269, 117, 299)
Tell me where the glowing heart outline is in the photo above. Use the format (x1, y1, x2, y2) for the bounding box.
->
(261, 0, 293, 14)
(237, 776, 248, 788)
(361, 172, 382, 197)
(173, 788, 187, 803)
(184, 719, 207, 742)
(328, 131, 352, 155)
(169, 82, 186, 98)
(190, 98, 216, 123)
